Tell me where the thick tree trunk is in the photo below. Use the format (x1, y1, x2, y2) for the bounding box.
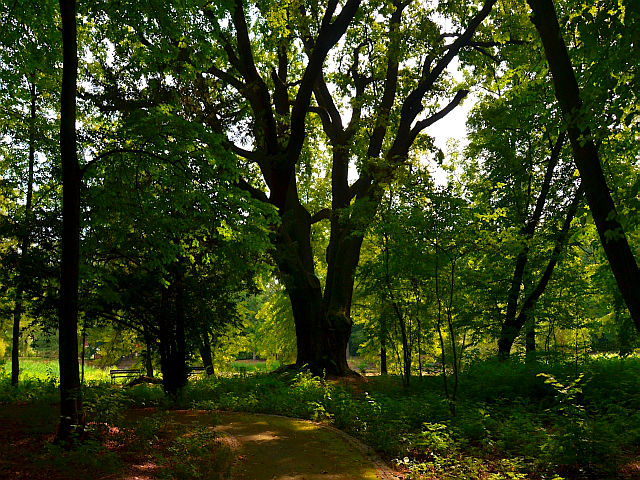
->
(528, 0, 640, 330)
(11, 81, 37, 387)
(57, 0, 83, 443)
(274, 199, 353, 376)
(157, 277, 188, 396)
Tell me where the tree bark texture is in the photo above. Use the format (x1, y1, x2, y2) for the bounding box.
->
(57, 0, 83, 442)
(525, 316, 536, 362)
(274, 196, 353, 375)
(528, 0, 640, 330)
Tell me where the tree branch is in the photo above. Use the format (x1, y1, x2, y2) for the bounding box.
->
(206, 64, 245, 92)
(394, 0, 498, 144)
(407, 89, 469, 146)
(287, 0, 362, 159)
(235, 177, 269, 203)
(310, 208, 331, 224)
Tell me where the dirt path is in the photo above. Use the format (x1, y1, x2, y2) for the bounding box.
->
(214, 411, 400, 480)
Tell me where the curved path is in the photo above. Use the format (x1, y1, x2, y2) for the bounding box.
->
(213, 411, 399, 480)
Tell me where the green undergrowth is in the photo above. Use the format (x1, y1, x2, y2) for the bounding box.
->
(180, 357, 640, 479)
(3, 356, 640, 479)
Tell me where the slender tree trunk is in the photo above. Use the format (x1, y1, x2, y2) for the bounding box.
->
(199, 330, 215, 376)
(11, 80, 37, 387)
(57, 0, 83, 442)
(11, 290, 22, 386)
(528, 0, 640, 330)
(80, 322, 86, 385)
(143, 325, 154, 377)
(435, 239, 451, 407)
(382, 229, 410, 386)
(379, 302, 388, 374)
(499, 133, 564, 359)
(498, 186, 584, 356)
(417, 320, 423, 379)
(525, 316, 536, 362)
(446, 258, 458, 410)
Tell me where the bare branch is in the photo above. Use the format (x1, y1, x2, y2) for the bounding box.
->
(206, 64, 245, 91)
(407, 89, 469, 145)
(227, 142, 266, 165)
(395, 0, 498, 141)
(287, 0, 362, 158)
(310, 208, 331, 224)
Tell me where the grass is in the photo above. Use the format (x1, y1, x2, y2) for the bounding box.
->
(1, 357, 111, 382)
(2, 355, 640, 479)
(181, 357, 640, 479)
(226, 359, 280, 374)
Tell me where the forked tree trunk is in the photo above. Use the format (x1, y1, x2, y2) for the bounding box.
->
(274, 200, 354, 376)
(528, 0, 640, 330)
(498, 133, 564, 360)
(498, 187, 583, 356)
(57, 0, 83, 442)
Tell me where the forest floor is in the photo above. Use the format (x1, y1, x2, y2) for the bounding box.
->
(0, 402, 399, 480)
(211, 411, 396, 479)
(4, 357, 640, 479)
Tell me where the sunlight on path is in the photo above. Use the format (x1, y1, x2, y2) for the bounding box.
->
(214, 412, 397, 480)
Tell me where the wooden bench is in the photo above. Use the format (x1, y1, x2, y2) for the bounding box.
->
(110, 366, 206, 383)
(187, 366, 206, 376)
(110, 368, 143, 383)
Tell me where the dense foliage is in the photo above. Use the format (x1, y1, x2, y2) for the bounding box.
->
(1, 0, 639, 475)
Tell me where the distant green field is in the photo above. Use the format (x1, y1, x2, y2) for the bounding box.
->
(228, 359, 280, 373)
(2, 358, 111, 382)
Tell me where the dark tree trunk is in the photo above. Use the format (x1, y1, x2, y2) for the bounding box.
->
(11, 80, 37, 387)
(274, 196, 354, 376)
(528, 0, 640, 330)
(143, 326, 154, 377)
(380, 315, 388, 375)
(199, 330, 215, 376)
(11, 291, 22, 386)
(498, 187, 583, 356)
(57, 0, 83, 442)
(498, 133, 564, 359)
(157, 276, 188, 396)
(525, 316, 536, 362)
